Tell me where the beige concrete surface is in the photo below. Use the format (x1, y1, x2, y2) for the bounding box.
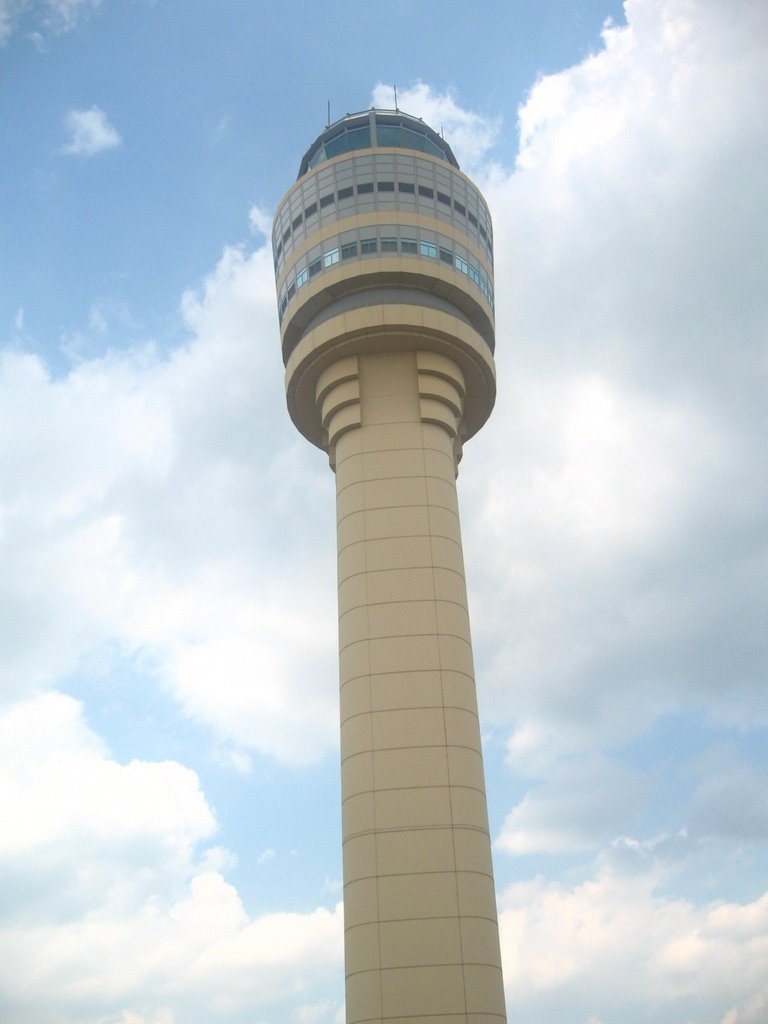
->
(327, 350, 506, 1024)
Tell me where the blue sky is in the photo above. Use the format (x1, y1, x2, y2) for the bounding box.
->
(1, 1, 767, 1023)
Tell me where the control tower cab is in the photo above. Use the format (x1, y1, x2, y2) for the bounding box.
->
(272, 108, 497, 466)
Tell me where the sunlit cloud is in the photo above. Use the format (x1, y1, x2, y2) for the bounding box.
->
(61, 105, 121, 157)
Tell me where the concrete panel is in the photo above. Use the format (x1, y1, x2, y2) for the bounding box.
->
(344, 922, 381, 976)
(343, 876, 379, 928)
(371, 706, 446, 749)
(339, 677, 372, 720)
(464, 963, 508, 1015)
(379, 917, 462, 969)
(435, 599, 471, 637)
(375, 827, 457, 876)
(341, 750, 374, 797)
(452, 827, 494, 876)
(365, 600, 438, 639)
(340, 712, 373, 759)
(338, 640, 371, 685)
(380, 965, 466, 1016)
(426, 504, 462, 543)
(377, 871, 460, 922)
(369, 671, 444, 711)
(363, 536, 433, 572)
(457, 871, 502, 921)
(343, 791, 376, 836)
(361, 448, 427, 480)
(345, 970, 382, 1023)
(342, 832, 377, 883)
(364, 567, 437, 604)
(443, 706, 482, 749)
(367, 634, 441, 675)
(372, 746, 449, 789)
(358, 505, 431, 540)
(374, 786, 454, 830)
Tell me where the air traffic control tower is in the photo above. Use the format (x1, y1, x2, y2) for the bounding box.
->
(272, 109, 506, 1024)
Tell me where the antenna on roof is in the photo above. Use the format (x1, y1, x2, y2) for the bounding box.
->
(326, 100, 331, 127)
(393, 84, 398, 111)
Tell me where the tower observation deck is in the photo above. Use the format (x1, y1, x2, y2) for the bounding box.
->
(273, 108, 506, 1024)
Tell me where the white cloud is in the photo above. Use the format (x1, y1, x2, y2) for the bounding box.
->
(61, 105, 121, 156)
(453, 0, 768, 763)
(0, 0, 100, 44)
(496, 757, 650, 854)
(499, 863, 768, 1023)
(0, 874, 343, 1023)
(0, 0, 30, 42)
(686, 747, 768, 844)
(0, 692, 343, 1022)
(719, 991, 768, 1024)
(248, 204, 272, 239)
(0, 692, 216, 914)
(0, 243, 338, 764)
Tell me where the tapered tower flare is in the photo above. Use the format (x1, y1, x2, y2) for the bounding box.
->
(273, 109, 506, 1024)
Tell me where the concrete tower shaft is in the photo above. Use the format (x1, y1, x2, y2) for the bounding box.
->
(273, 109, 506, 1024)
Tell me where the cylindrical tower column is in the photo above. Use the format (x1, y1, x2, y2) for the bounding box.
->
(272, 109, 506, 1024)
(328, 349, 504, 1024)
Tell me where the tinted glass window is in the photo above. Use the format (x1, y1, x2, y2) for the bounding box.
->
(324, 133, 350, 160)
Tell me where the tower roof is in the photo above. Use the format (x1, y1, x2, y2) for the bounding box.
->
(297, 108, 460, 178)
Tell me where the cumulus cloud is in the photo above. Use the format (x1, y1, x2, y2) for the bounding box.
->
(0, 693, 343, 1022)
(248, 203, 272, 239)
(496, 757, 650, 854)
(0, 691, 220, 959)
(0, 242, 338, 763)
(456, 0, 768, 762)
(499, 864, 768, 1024)
(686, 746, 768, 844)
(0, 872, 343, 1023)
(61, 105, 121, 156)
(0, 692, 215, 863)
